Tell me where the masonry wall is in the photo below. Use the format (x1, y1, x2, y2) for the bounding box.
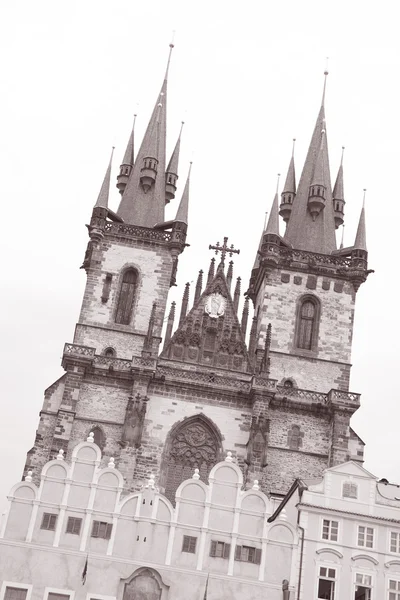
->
(75, 237, 173, 358)
(255, 269, 356, 391)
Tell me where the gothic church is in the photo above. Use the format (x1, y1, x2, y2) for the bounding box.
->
(24, 45, 370, 505)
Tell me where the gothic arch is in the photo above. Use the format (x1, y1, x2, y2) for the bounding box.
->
(89, 425, 106, 451)
(294, 293, 321, 352)
(114, 264, 141, 326)
(159, 414, 223, 505)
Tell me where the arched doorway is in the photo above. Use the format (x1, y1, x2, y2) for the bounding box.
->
(160, 415, 222, 504)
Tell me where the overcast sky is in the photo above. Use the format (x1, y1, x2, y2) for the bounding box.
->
(1, 0, 399, 513)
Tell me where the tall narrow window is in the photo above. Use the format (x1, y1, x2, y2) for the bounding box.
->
(318, 566, 336, 599)
(296, 296, 319, 351)
(115, 269, 137, 325)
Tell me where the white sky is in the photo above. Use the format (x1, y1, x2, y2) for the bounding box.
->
(1, 0, 399, 513)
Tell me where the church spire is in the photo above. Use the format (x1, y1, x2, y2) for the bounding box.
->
(284, 70, 336, 254)
(279, 139, 296, 224)
(116, 44, 174, 227)
(165, 121, 184, 203)
(332, 147, 345, 229)
(354, 190, 367, 251)
(94, 147, 114, 209)
(265, 181, 280, 235)
(174, 162, 191, 225)
(117, 115, 136, 195)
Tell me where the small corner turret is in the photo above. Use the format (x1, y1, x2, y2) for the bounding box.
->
(333, 147, 345, 229)
(279, 140, 296, 224)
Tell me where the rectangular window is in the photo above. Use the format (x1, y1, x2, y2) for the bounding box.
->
(391, 532, 400, 553)
(210, 540, 231, 559)
(318, 567, 336, 600)
(234, 545, 262, 564)
(358, 525, 374, 548)
(4, 589, 28, 600)
(182, 535, 197, 553)
(355, 573, 372, 599)
(343, 482, 358, 499)
(66, 517, 82, 535)
(322, 519, 339, 541)
(91, 521, 112, 540)
(47, 595, 70, 600)
(389, 579, 400, 600)
(40, 513, 57, 531)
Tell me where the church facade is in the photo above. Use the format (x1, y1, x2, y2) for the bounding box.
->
(0, 46, 373, 599)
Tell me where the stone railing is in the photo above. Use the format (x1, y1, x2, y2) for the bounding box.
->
(254, 377, 278, 390)
(131, 356, 158, 370)
(105, 222, 172, 243)
(276, 385, 328, 404)
(279, 248, 352, 269)
(328, 389, 360, 405)
(156, 365, 252, 392)
(63, 343, 96, 358)
(93, 355, 132, 371)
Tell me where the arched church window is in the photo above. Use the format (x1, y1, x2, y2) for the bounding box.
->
(104, 347, 115, 357)
(287, 424, 303, 450)
(161, 417, 220, 505)
(115, 269, 137, 325)
(296, 296, 320, 351)
(90, 426, 105, 450)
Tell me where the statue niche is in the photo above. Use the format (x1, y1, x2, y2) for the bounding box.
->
(245, 416, 269, 474)
(120, 394, 148, 448)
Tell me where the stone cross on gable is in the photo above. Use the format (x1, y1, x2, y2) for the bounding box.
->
(209, 236, 240, 264)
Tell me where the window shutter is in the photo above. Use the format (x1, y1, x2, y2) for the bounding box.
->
(91, 520, 99, 537)
(105, 523, 113, 540)
(223, 543, 231, 559)
(49, 514, 57, 530)
(66, 517, 74, 534)
(235, 545, 242, 560)
(210, 541, 217, 557)
(74, 518, 82, 534)
(182, 536, 189, 552)
(254, 548, 262, 565)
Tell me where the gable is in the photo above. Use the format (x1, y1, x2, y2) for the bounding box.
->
(161, 264, 251, 372)
(326, 461, 376, 480)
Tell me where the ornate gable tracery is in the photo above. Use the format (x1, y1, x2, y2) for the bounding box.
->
(161, 266, 251, 372)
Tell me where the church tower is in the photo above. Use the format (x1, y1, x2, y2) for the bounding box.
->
(246, 72, 370, 490)
(24, 61, 370, 500)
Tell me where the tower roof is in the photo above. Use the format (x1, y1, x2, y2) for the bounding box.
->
(332, 148, 345, 201)
(121, 115, 136, 167)
(354, 191, 367, 251)
(282, 141, 296, 194)
(166, 121, 184, 175)
(265, 191, 280, 235)
(116, 45, 174, 227)
(175, 163, 191, 225)
(284, 74, 337, 254)
(94, 147, 114, 209)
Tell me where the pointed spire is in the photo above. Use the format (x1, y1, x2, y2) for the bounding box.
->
(333, 147, 345, 229)
(165, 122, 184, 202)
(241, 298, 249, 337)
(174, 162, 191, 224)
(265, 187, 280, 235)
(94, 147, 114, 209)
(322, 59, 329, 106)
(279, 142, 296, 223)
(206, 258, 215, 287)
(117, 45, 173, 226)
(164, 301, 176, 348)
(117, 116, 136, 195)
(179, 282, 190, 326)
(143, 301, 157, 354)
(226, 261, 233, 291)
(284, 71, 336, 253)
(233, 277, 241, 313)
(194, 270, 203, 303)
(354, 190, 367, 251)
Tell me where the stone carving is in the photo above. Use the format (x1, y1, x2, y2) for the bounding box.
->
(245, 416, 269, 469)
(123, 569, 162, 600)
(120, 394, 148, 448)
(204, 292, 226, 319)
